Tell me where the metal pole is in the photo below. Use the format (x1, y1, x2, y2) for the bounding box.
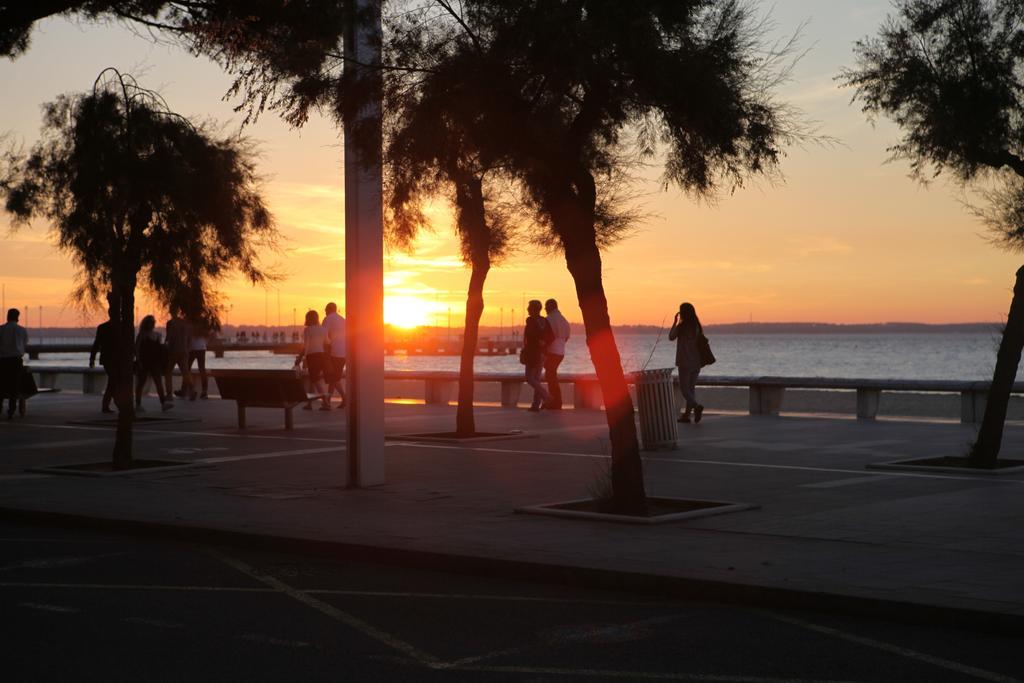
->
(344, 0, 385, 487)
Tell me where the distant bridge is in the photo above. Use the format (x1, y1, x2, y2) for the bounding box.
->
(26, 338, 520, 359)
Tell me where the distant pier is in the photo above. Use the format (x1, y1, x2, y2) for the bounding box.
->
(26, 337, 520, 359)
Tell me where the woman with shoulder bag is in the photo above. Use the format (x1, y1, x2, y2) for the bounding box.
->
(669, 302, 711, 423)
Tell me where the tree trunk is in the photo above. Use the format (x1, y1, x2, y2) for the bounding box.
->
(970, 265, 1024, 467)
(109, 277, 136, 470)
(564, 238, 647, 513)
(456, 256, 489, 436)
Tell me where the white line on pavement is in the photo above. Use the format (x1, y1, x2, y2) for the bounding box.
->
(0, 552, 127, 571)
(392, 442, 1024, 484)
(801, 476, 895, 489)
(0, 581, 661, 608)
(18, 602, 78, 613)
(0, 582, 274, 592)
(764, 611, 1023, 683)
(454, 665, 865, 682)
(3, 421, 346, 443)
(207, 549, 443, 667)
(305, 589, 663, 607)
(123, 617, 183, 629)
(197, 446, 344, 464)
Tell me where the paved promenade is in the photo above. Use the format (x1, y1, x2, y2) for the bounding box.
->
(2, 392, 1023, 629)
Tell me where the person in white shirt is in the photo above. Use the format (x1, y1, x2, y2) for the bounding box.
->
(0, 308, 28, 419)
(322, 302, 347, 408)
(543, 299, 571, 410)
(299, 309, 330, 410)
(188, 319, 210, 400)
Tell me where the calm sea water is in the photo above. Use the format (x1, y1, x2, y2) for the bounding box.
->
(29, 332, 1012, 381)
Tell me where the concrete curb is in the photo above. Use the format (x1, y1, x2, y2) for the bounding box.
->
(1, 505, 1020, 635)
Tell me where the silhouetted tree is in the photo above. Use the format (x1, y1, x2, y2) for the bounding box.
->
(384, 12, 515, 437)
(841, 0, 1024, 467)
(1, 69, 275, 468)
(164, 0, 808, 512)
(421, 0, 807, 511)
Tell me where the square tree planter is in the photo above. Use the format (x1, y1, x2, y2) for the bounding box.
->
(868, 457, 1024, 476)
(516, 496, 758, 525)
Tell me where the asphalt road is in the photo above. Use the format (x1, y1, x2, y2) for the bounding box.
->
(0, 520, 1020, 683)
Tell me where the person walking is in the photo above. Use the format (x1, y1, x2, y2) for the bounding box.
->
(542, 299, 570, 410)
(88, 301, 118, 413)
(522, 299, 554, 411)
(669, 302, 704, 423)
(322, 302, 347, 408)
(299, 309, 331, 411)
(135, 315, 172, 411)
(0, 308, 28, 419)
(187, 318, 210, 400)
(164, 308, 193, 399)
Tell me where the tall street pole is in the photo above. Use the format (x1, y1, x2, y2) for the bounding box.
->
(343, 0, 385, 486)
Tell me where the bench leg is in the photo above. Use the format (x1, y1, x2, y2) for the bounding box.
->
(237, 402, 247, 429)
(500, 381, 522, 408)
(425, 379, 454, 405)
(961, 390, 986, 423)
(750, 386, 785, 415)
(856, 389, 881, 420)
(285, 406, 294, 430)
(574, 381, 602, 410)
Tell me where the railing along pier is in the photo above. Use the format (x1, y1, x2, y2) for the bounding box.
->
(26, 366, 1013, 424)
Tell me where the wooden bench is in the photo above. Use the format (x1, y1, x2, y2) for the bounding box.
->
(211, 369, 318, 430)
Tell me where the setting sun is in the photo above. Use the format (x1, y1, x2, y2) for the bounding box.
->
(385, 296, 431, 329)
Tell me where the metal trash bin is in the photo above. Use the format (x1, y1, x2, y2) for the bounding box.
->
(635, 368, 678, 450)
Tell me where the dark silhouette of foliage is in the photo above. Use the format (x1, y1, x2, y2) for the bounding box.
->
(841, 0, 1024, 466)
(417, 0, 808, 512)
(156, 0, 808, 510)
(1, 69, 276, 467)
(383, 6, 516, 437)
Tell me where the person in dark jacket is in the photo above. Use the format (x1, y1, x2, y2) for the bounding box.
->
(134, 315, 172, 412)
(668, 302, 704, 423)
(0, 308, 28, 419)
(522, 300, 554, 411)
(89, 303, 119, 413)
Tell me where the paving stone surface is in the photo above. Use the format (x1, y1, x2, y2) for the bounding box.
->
(2, 393, 1023, 619)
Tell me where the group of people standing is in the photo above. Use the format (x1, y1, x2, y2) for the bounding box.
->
(519, 298, 708, 422)
(297, 302, 347, 410)
(521, 298, 572, 411)
(89, 305, 210, 413)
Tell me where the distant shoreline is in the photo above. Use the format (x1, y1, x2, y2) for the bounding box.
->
(621, 322, 1002, 335)
(26, 321, 1002, 337)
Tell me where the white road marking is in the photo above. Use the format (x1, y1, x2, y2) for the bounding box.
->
(19, 602, 77, 613)
(802, 476, 895, 489)
(393, 442, 1024, 484)
(454, 666, 865, 682)
(0, 474, 51, 482)
(208, 549, 442, 667)
(0, 581, 662, 608)
(197, 446, 344, 464)
(0, 552, 127, 571)
(443, 613, 683, 670)
(306, 589, 663, 607)
(238, 633, 310, 648)
(123, 617, 183, 629)
(4, 421, 346, 443)
(764, 611, 1024, 683)
(0, 582, 273, 592)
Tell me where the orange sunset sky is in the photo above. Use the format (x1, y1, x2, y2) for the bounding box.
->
(1, 1, 1019, 329)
